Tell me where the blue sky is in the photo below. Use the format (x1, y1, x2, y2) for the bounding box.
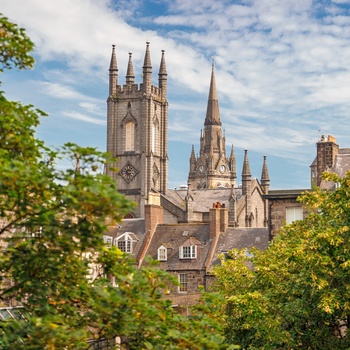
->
(3, 0, 350, 190)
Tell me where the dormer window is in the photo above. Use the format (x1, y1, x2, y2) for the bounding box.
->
(157, 243, 173, 261)
(179, 237, 201, 259)
(115, 232, 138, 253)
(179, 246, 197, 259)
(158, 245, 167, 261)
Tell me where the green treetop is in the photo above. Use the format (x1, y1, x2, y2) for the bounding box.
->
(213, 171, 350, 349)
(0, 14, 227, 349)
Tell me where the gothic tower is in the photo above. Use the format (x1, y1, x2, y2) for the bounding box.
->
(188, 61, 236, 189)
(106, 43, 168, 218)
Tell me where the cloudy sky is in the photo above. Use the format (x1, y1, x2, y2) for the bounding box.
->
(2, 0, 350, 190)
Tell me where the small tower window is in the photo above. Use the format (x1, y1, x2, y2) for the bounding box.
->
(125, 121, 135, 151)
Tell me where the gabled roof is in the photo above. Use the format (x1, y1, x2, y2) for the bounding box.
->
(144, 223, 211, 271)
(166, 188, 242, 213)
(106, 218, 146, 258)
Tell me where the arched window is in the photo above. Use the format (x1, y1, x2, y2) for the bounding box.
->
(125, 121, 134, 151)
(152, 119, 159, 154)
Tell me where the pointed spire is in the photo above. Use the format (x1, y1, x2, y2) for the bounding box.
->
(261, 155, 269, 182)
(142, 42, 152, 93)
(109, 45, 118, 96)
(229, 144, 237, 183)
(261, 155, 270, 193)
(230, 145, 235, 160)
(204, 58, 221, 126)
(242, 150, 251, 180)
(159, 50, 167, 76)
(143, 41, 152, 68)
(109, 45, 118, 71)
(126, 52, 135, 85)
(189, 145, 196, 173)
(158, 49, 167, 99)
(190, 145, 196, 159)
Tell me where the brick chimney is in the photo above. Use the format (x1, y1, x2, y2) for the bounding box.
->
(209, 202, 228, 239)
(316, 134, 339, 186)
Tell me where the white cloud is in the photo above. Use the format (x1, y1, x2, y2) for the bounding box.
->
(62, 111, 106, 125)
(38, 82, 88, 100)
(3, 0, 350, 189)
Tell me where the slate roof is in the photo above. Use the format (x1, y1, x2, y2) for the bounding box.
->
(320, 148, 350, 189)
(144, 223, 211, 271)
(106, 218, 146, 259)
(162, 189, 186, 210)
(166, 188, 243, 213)
(211, 227, 269, 266)
(264, 189, 310, 199)
(333, 148, 350, 178)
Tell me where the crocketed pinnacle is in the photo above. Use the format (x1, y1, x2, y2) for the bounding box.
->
(190, 145, 196, 159)
(229, 145, 235, 160)
(204, 60, 221, 126)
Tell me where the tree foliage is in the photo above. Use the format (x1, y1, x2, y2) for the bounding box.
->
(213, 172, 350, 349)
(0, 13, 227, 349)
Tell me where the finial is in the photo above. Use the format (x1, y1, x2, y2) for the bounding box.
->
(211, 56, 215, 68)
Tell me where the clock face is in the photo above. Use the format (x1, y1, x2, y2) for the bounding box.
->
(220, 165, 226, 173)
(120, 162, 138, 183)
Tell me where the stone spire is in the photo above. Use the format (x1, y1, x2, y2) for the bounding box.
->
(158, 50, 167, 99)
(142, 42, 152, 94)
(260, 155, 270, 193)
(189, 145, 196, 173)
(204, 59, 221, 126)
(242, 150, 252, 198)
(242, 150, 252, 226)
(229, 144, 237, 184)
(126, 52, 135, 85)
(109, 45, 118, 96)
(229, 145, 236, 167)
(242, 150, 252, 180)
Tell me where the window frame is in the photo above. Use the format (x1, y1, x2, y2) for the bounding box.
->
(157, 246, 167, 261)
(125, 121, 135, 152)
(179, 245, 197, 259)
(178, 273, 188, 293)
(115, 232, 137, 253)
(286, 206, 303, 225)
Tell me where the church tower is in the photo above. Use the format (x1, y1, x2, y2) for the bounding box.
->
(106, 43, 168, 218)
(188, 61, 236, 189)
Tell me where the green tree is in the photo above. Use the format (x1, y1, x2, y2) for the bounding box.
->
(213, 172, 350, 349)
(0, 14, 227, 349)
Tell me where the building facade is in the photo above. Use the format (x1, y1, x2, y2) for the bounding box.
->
(104, 43, 272, 307)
